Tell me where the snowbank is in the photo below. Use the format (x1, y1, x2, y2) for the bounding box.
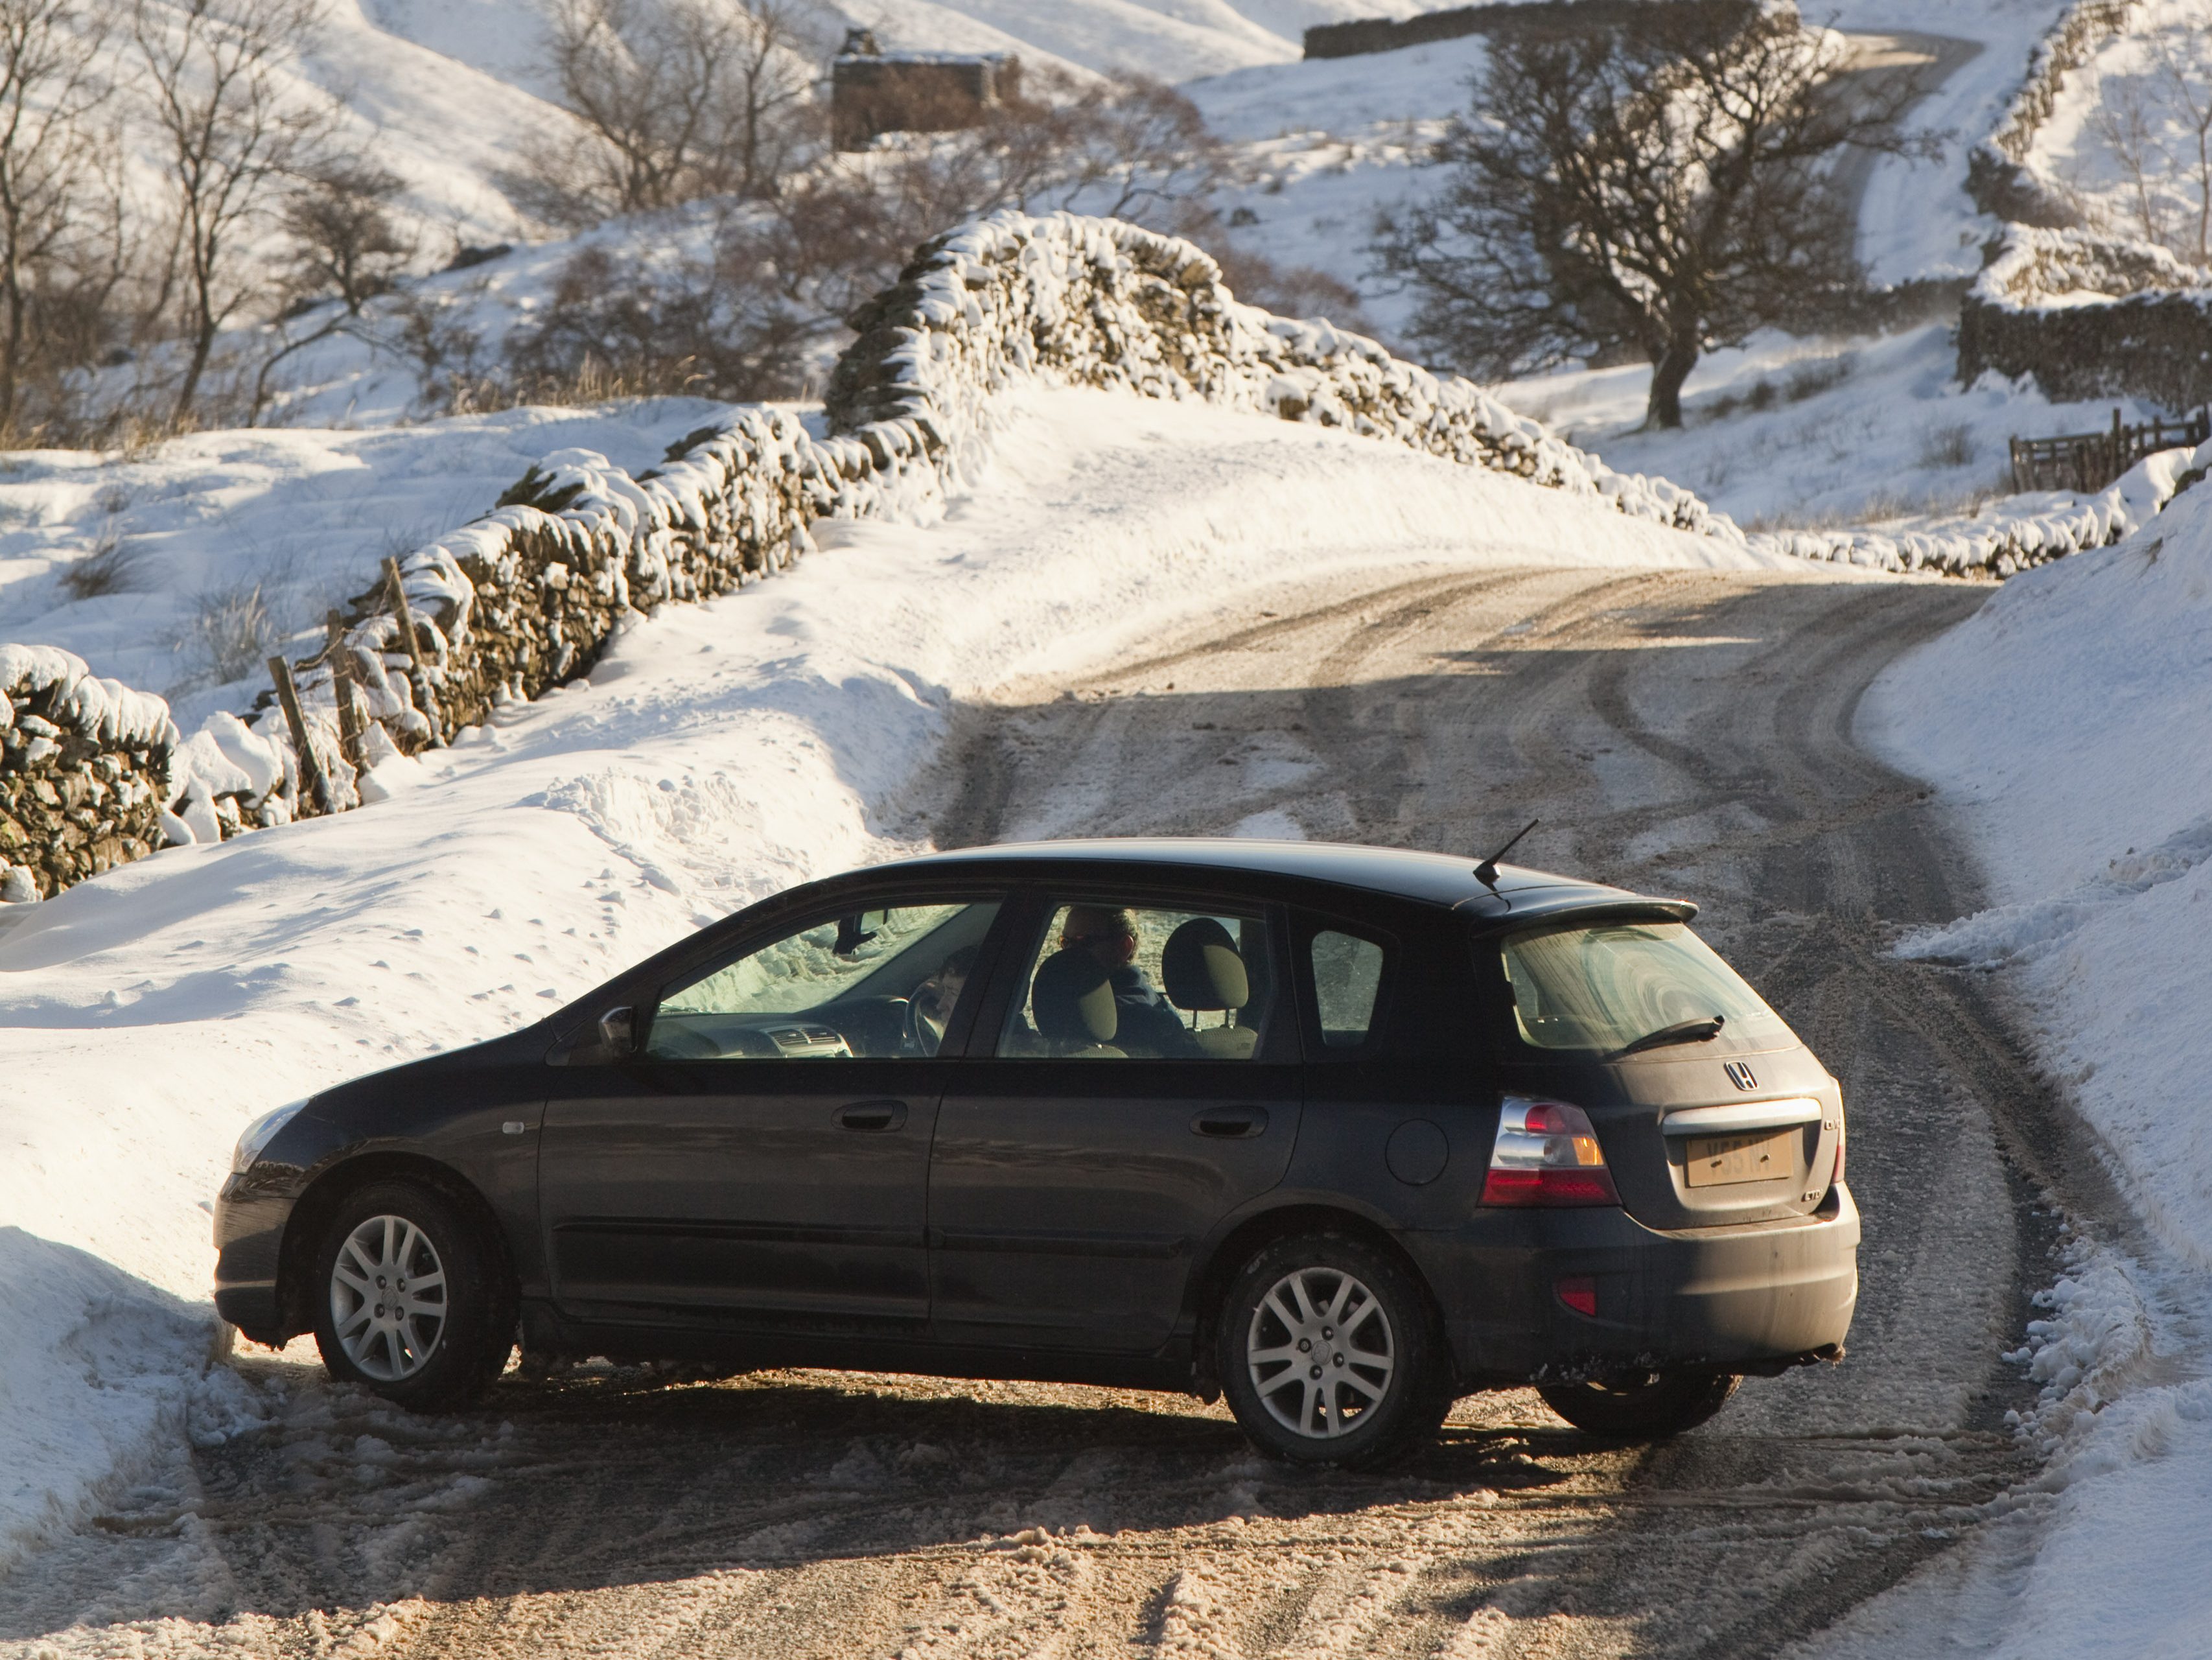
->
(0, 382, 1790, 1574)
(1867, 491, 2212, 1265)
(1835, 472, 2212, 1657)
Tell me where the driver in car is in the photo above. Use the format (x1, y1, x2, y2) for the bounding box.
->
(1059, 905, 1201, 1058)
(909, 944, 977, 1055)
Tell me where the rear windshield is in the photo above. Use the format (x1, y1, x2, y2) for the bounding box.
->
(1499, 920, 1797, 1055)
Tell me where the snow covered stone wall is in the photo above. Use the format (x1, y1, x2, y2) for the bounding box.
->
(1967, 0, 2147, 229)
(0, 646, 179, 901)
(825, 213, 1737, 537)
(1747, 444, 2203, 576)
(1957, 226, 2212, 412)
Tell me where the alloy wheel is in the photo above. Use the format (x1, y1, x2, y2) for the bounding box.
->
(1246, 1265, 1396, 1438)
(329, 1213, 448, 1382)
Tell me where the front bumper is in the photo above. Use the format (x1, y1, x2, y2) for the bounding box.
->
(212, 1168, 300, 1342)
(1404, 1184, 1859, 1385)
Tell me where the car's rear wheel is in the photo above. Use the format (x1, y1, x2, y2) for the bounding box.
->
(1537, 1368, 1739, 1438)
(314, 1180, 512, 1410)
(1216, 1233, 1451, 1469)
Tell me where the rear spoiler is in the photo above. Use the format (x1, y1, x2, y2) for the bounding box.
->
(1453, 893, 1699, 930)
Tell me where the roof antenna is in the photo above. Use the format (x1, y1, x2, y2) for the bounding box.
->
(1474, 819, 1539, 889)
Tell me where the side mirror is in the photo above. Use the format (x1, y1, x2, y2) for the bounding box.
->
(547, 1005, 640, 1067)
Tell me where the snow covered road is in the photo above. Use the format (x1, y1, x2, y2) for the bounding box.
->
(0, 548, 2077, 1659)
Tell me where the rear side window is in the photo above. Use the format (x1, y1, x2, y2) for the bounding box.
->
(995, 901, 1277, 1060)
(1500, 920, 1795, 1053)
(1309, 929, 1387, 1048)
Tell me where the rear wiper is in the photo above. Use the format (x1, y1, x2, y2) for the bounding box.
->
(1609, 1014, 1725, 1059)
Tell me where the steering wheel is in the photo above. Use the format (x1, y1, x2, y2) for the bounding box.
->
(903, 994, 948, 1057)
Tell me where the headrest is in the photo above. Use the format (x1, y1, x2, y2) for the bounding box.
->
(1163, 918, 1249, 1012)
(1031, 949, 1118, 1047)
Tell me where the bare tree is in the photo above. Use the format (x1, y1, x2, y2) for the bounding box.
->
(0, 0, 110, 430)
(1053, 74, 1235, 221)
(517, 0, 819, 226)
(281, 158, 408, 313)
(1373, 1, 1926, 428)
(2152, 22, 2212, 264)
(2084, 68, 2171, 250)
(133, 0, 336, 422)
(244, 158, 410, 421)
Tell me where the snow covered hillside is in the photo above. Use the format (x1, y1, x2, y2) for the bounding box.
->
(846, 0, 1428, 80)
(0, 382, 1798, 1571)
(2019, 0, 2212, 259)
(1808, 463, 2212, 1660)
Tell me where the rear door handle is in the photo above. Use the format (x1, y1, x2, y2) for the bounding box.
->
(1193, 1107, 1267, 1139)
(838, 1100, 908, 1132)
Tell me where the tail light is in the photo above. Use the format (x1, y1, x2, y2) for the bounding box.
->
(1831, 1111, 1846, 1190)
(1482, 1097, 1620, 1207)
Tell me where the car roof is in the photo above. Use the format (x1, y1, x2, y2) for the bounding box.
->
(868, 838, 1696, 926)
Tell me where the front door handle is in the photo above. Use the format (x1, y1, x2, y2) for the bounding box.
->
(838, 1100, 909, 1132)
(1193, 1107, 1267, 1139)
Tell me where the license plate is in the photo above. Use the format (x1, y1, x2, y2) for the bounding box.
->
(1684, 1129, 1796, 1187)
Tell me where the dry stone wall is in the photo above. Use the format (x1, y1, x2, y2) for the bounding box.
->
(0, 646, 178, 901)
(1957, 226, 2212, 410)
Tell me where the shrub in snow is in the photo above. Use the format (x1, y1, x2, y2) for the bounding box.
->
(0, 646, 179, 900)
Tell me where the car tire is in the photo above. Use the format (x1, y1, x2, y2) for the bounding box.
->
(1215, 1233, 1452, 1470)
(313, 1179, 513, 1410)
(1537, 1369, 1739, 1439)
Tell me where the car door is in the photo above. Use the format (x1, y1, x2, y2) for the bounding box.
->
(927, 892, 1303, 1354)
(539, 894, 1005, 1333)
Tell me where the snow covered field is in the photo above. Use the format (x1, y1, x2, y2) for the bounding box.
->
(0, 384, 1793, 1574)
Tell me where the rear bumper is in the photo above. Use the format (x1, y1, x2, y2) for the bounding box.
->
(1404, 1184, 1859, 1385)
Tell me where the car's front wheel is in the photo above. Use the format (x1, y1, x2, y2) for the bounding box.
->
(1537, 1369, 1738, 1438)
(1215, 1233, 1451, 1469)
(313, 1179, 512, 1410)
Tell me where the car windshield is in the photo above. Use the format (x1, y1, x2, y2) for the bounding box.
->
(1498, 920, 1797, 1054)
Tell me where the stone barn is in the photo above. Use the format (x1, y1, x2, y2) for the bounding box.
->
(831, 29, 1021, 150)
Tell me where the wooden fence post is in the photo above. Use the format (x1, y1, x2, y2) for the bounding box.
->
(382, 555, 444, 745)
(268, 656, 333, 816)
(325, 610, 366, 769)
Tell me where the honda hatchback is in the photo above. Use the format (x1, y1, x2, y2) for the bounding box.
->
(214, 839, 1857, 1467)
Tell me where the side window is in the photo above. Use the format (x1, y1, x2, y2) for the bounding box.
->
(995, 901, 1276, 1060)
(1309, 928, 1388, 1049)
(646, 900, 999, 1060)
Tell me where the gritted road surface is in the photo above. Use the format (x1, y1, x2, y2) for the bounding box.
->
(3, 565, 2093, 1660)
